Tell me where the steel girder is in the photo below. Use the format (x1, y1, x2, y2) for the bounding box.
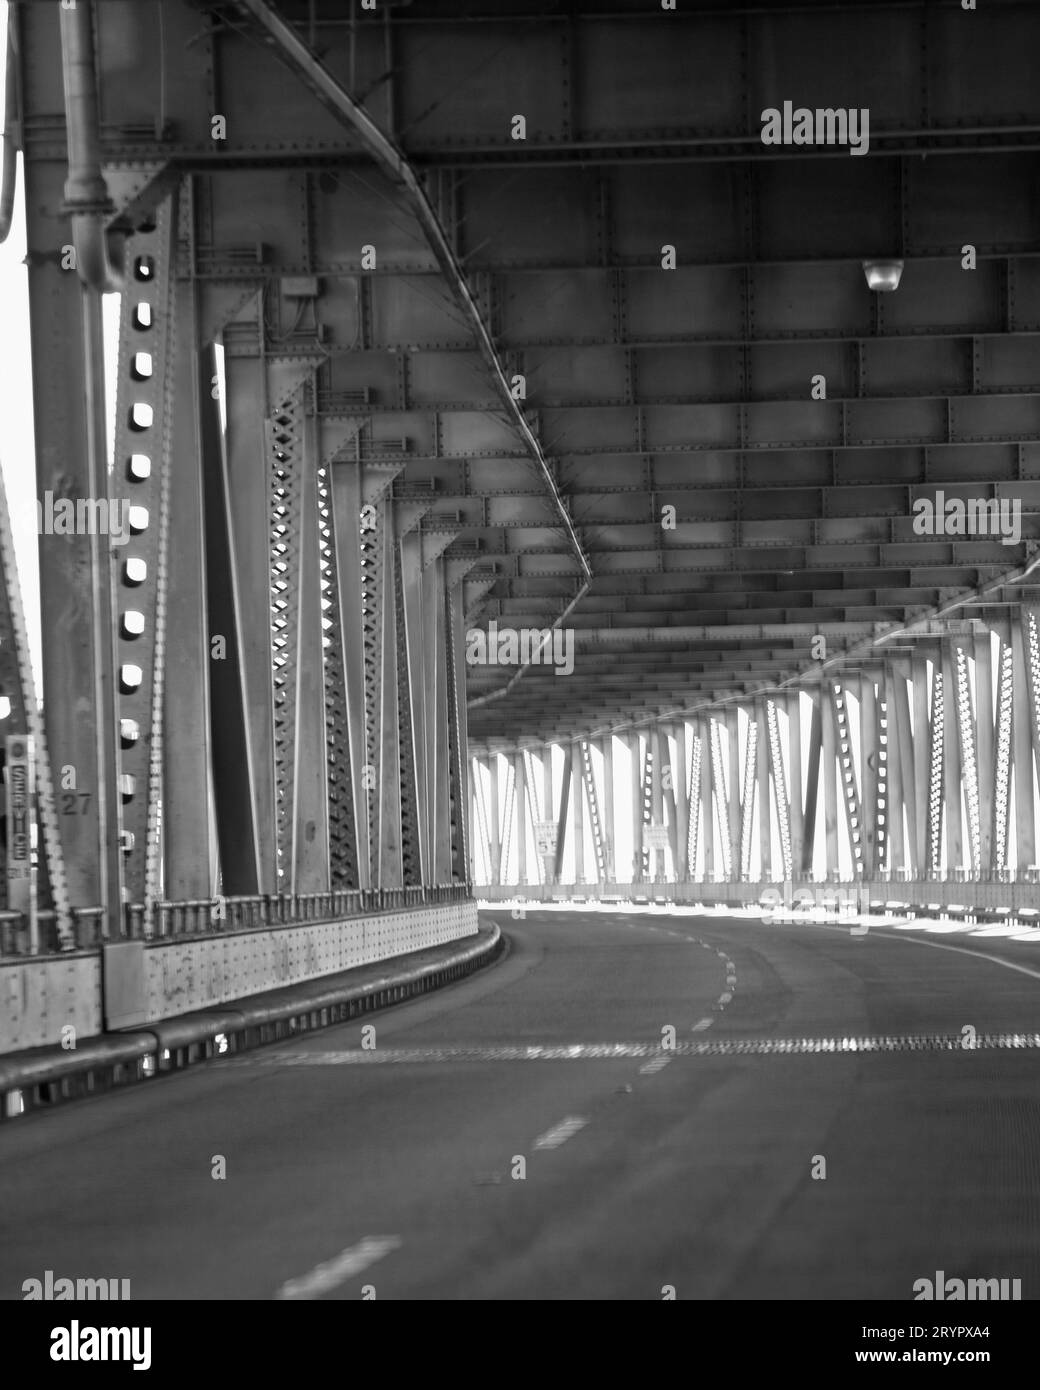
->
(473, 607, 1040, 891)
(19, 0, 1040, 754)
(579, 739, 607, 885)
(165, 187, 219, 905)
(22, 0, 123, 936)
(0, 455, 67, 936)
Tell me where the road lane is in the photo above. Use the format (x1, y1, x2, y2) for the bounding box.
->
(2, 908, 1039, 1300)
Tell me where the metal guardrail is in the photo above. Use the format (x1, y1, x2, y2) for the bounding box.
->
(0, 883, 473, 958)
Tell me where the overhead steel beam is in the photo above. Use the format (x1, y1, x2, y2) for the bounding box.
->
(234, 0, 592, 590)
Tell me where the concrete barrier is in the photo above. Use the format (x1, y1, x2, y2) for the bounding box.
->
(1, 900, 477, 1054)
(0, 922, 502, 1123)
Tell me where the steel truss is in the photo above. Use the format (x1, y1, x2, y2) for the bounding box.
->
(470, 611, 1040, 895)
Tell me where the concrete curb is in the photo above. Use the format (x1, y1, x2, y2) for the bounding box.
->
(0, 922, 503, 1122)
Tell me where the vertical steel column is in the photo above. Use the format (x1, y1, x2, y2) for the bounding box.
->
(23, 0, 121, 930)
(202, 334, 261, 894)
(858, 675, 877, 877)
(542, 746, 554, 884)
(0, 454, 69, 933)
(726, 709, 741, 881)
(514, 750, 527, 888)
(332, 462, 371, 888)
(292, 391, 332, 892)
(499, 758, 515, 885)
(756, 702, 771, 879)
(223, 348, 279, 892)
(392, 528, 421, 888)
(884, 658, 906, 867)
(467, 749, 478, 884)
(444, 576, 470, 884)
(426, 556, 451, 886)
(912, 656, 933, 873)
(974, 628, 995, 874)
(1013, 612, 1038, 872)
(318, 448, 358, 892)
(165, 210, 217, 901)
(468, 757, 478, 882)
(940, 642, 963, 875)
(360, 488, 391, 885)
(111, 201, 177, 923)
(601, 735, 616, 883)
(992, 626, 1014, 874)
(699, 719, 714, 881)
(893, 660, 919, 874)
(709, 718, 730, 880)
(1022, 610, 1040, 863)
(883, 661, 905, 875)
(821, 684, 839, 874)
(571, 742, 585, 884)
(398, 528, 429, 884)
(266, 373, 334, 894)
(472, 754, 492, 884)
(801, 693, 822, 876)
(579, 739, 607, 883)
(926, 662, 945, 874)
(874, 678, 890, 877)
(629, 733, 643, 881)
(640, 734, 655, 880)
(650, 725, 664, 881)
(267, 386, 304, 892)
(831, 682, 863, 875)
(377, 505, 404, 889)
(673, 723, 690, 880)
(662, 726, 680, 879)
(686, 725, 703, 881)
(739, 713, 758, 880)
(553, 748, 571, 885)
(522, 747, 543, 886)
(489, 753, 502, 886)
(786, 692, 804, 879)
(766, 699, 792, 880)
(953, 639, 981, 876)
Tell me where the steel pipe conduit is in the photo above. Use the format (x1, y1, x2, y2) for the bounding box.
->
(59, 0, 123, 292)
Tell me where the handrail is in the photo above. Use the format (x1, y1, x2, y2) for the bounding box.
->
(0, 883, 475, 957)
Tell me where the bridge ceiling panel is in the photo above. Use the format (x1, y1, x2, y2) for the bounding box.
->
(80, 0, 1040, 743)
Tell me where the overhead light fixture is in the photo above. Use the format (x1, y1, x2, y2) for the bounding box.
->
(862, 258, 904, 292)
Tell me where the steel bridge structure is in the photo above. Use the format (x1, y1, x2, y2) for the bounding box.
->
(3, 0, 1040, 1024)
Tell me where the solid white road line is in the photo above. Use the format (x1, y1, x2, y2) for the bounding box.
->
(275, 1235, 402, 1300)
(866, 926, 1040, 984)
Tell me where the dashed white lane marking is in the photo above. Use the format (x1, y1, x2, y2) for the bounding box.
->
(638, 1056, 671, 1075)
(692, 1018, 714, 1032)
(275, 1236, 402, 1300)
(533, 1116, 588, 1149)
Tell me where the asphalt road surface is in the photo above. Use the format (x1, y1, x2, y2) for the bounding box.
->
(3, 907, 1040, 1300)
